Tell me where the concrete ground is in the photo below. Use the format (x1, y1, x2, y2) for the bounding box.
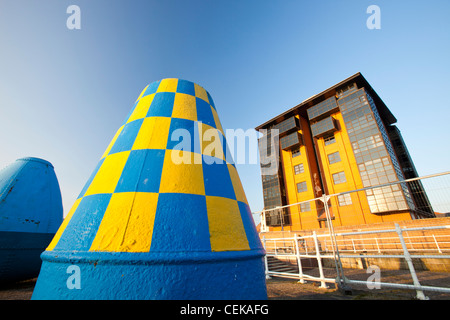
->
(267, 267, 450, 300)
(1, 268, 450, 300)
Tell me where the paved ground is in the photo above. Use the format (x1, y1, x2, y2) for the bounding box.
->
(0, 278, 35, 300)
(1, 268, 450, 300)
(267, 268, 450, 300)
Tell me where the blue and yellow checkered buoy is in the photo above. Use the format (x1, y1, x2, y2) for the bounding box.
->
(32, 79, 267, 300)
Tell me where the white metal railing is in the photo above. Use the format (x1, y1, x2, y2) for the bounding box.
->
(320, 228, 450, 254)
(262, 224, 450, 300)
(256, 170, 450, 299)
(263, 232, 336, 288)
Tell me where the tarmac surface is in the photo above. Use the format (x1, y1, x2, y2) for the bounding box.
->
(266, 268, 450, 300)
(1, 268, 450, 300)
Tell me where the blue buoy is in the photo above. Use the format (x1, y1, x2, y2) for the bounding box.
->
(0, 157, 63, 283)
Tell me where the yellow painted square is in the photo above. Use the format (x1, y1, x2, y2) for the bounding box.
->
(172, 93, 197, 121)
(169, 148, 203, 166)
(159, 150, 205, 195)
(89, 192, 159, 252)
(132, 117, 171, 150)
(120, 192, 159, 252)
(127, 94, 154, 124)
(227, 164, 248, 204)
(89, 192, 133, 252)
(206, 196, 250, 252)
(84, 151, 130, 196)
(194, 83, 209, 103)
(199, 122, 225, 160)
(46, 197, 82, 251)
(157, 78, 178, 93)
(210, 107, 224, 134)
(101, 125, 124, 159)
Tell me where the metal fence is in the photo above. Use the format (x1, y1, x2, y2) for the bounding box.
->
(263, 232, 337, 288)
(263, 224, 450, 299)
(257, 171, 450, 300)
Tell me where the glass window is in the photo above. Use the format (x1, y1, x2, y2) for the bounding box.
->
(272, 116, 298, 134)
(307, 96, 339, 121)
(294, 163, 304, 175)
(291, 148, 301, 158)
(299, 202, 311, 212)
(338, 194, 352, 206)
(280, 132, 300, 150)
(332, 171, 347, 184)
(311, 116, 337, 137)
(324, 134, 336, 145)
(336, 83, 358, 98)
(328, 151, 341, 164)
(297, 181, 307, 193)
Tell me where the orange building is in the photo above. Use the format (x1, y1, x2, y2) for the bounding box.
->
(256, 73, 434, 231)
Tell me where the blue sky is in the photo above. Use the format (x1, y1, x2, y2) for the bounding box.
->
(1, 1, 449, 218)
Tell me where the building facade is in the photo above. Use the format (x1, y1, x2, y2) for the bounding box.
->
(256, 73, 434, 231)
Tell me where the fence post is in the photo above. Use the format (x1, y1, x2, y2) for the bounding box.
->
(261, 211, 267, 233)
(395, 224, 428, 300)
(322, 194, 349, 292)
(313, 231, 328, 289)
(262, 236, 271, 280)
(375, 237, 381, 253)
(294, 234, 305, 284)
(433, 234, 442, 254)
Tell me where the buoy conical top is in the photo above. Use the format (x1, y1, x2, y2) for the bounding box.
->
(32, 79, 266, 300)
(0, 157, 63, 282)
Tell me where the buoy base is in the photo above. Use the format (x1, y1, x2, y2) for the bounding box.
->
(32, 250, 267, 300)
(0, 231, 55, 283)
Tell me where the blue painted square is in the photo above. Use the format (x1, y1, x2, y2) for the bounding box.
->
(196, 97, 216, 128)
(109, 119, 144, 155)
(142, 80, 161, 98)
(218, 132, 235, 165)
(146, 92, 175, 118)
(122, 100, 139, 125)
(176, 79, 195, 96)
(77, 158, 105, 199)
(115, 149, 146, 193)
(150, 193, 211, 252)
(202, 155, 236, 200)
(115, 149, 165, 193)
(166, 118, 200, 154)
(238, 201, 263, 250)
(53, 194, 112, 251)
